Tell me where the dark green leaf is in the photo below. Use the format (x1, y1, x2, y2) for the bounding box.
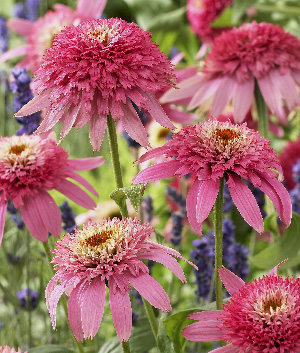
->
(211, 8, 233, 27)
(232, 0, 252, 23)
(29, 346, 73, 353)
(109, 184, 144, 213)
(157, 319, 176, 353)
(147, 7, 186, 31)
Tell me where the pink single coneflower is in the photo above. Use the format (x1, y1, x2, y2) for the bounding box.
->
(0, 346, 27, 353)
(182, 261, 300, 353)
(0, 134, 104, 243)
(187, 0, 233, 42)
(46, 217, 195, 342)
(132, 118, 291, 235)
(0, 0, 107, 72)
(15, 18, 176, 151)
(162, 21, 300, 124)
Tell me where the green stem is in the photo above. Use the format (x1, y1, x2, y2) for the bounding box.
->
(106, 114, 129, 218)
(254, 4, 300, 16)
(254, 80, 268, 138)
(42, 242, 85, 353)
(142, 298, 158, 344)
(122, 341, 131, 353)
(214, 178, 224, 311)
(26, 230, 32, 348)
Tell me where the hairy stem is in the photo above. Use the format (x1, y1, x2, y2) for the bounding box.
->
(254, 81, 268, 138)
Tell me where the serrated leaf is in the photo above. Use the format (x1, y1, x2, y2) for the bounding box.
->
(109, 184, 144, 213)
(250, 213, 300, 270)
(29, 346, 73, 353)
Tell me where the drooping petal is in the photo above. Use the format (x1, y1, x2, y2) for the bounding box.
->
(211, 76, 236, 118)
(109, 278, 132, 342)
(0, 45, 29, 64)
(126, 272, 171, 313)
(69, 171, 99, 197)
(233, 78, 255, 123)
(60, 104, 81, 140)
(227, 174, 264, 233)
(218, 266, 245, 296)
(209, 344, 240, 353)
(7, 18, 34, 36)
(182, 321, 224, 342)
(188, 311, 223, 321)
(76, 0, 107, 19)
(0, 197, 8, 245)
(55, 179, 96, 209)
(186, 179, 203, 235)
(196, 178, 220, 223)
(81, 277, 106, 340)
(45, 273, 60, 310)
(188, 78, 222, 110)
(162, 105, 197, 124)
(135, 143, 172, 164)
(68, 156, 104, 171)
(121, 100, 149, 147)
(132, 160, 181, 184)
(89, 112, 107, 152)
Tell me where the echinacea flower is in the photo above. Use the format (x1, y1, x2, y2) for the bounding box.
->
(162, 21, 300, 124)
(182, 260, 300, 353)
(0, 134, 104, 243)
(46, 217, 194, 342)
(132, 118, 292, 234)
(15, 18, 176, 151)
(0, 346, 27, 353)
(0, 0, 107, 72)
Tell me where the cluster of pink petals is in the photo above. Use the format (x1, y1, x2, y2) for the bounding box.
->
(0, 0, 107, 72)
(183, 261, 300, 353)
(162, 21, 300, 124)
(46, 217, 195, 342)
(16, 18, 176, 151)
(0, 346, 26, 353)
(279, 137, 300, 190)
(187, 0, 232, 42)
(0, 134, 104, 243)
(132, 118, 291, 235)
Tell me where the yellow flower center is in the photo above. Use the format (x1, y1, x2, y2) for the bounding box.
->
(86, 25, 119, 46)
(9, 144, 26, 155)
(215, 128, 239, 145)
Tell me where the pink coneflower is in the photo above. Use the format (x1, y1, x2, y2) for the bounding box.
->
(187, 0, 232, 42)
(46, 217, 194, 342)
(0, 346, 27, 353)
(0, 134, 104, 243)
(0, 0, 107, 72)
(162, 21, 300, 124)
(15, 18, 176, 151)
(182, 261, 300, 353)
(279, 137, 300, 190)
(132, 118, 291, 235)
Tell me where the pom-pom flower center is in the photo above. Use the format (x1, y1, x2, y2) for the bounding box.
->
(86, 24, 119, 45)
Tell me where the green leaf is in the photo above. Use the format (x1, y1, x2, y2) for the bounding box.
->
(157, 319, 176, 353)
(232, 0, 252, 23)
(147, 7, 187, 31)
(29, 346, 73, 353)
(109, 184, 144, 212)
(154, 229, 165, 245)
(211, 7, 233, 27)
(250, 213, 300, 270)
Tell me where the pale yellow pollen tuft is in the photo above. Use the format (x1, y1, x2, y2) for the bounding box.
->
(86, 24, 119, 46)
(254, 290, 289, 320)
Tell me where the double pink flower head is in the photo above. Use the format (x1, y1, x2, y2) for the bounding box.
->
(133, 118, 291, 235)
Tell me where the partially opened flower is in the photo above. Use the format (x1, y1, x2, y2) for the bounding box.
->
(0, 346, 27, 353)
(0, 0, 107, 72)
(46, 217, 194, 342)
(0, 134, 104, 243)
(132, 118, 291, 234)
(15, 18, 176, 150)
(182, 260, 300, 353)
(162, 21, 300, 124)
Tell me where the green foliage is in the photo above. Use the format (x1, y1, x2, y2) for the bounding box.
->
(109, 183, 144, 213)
(29, 346, 74, 353)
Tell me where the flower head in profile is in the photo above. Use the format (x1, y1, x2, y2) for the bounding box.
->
(183, 260, 300, 353)
(0, 0, 107, 72)
(132, 118, 291, 235)
(162, 21, 300, 124)
(187, 0, 232, 42)
(0, 346, 27, 353)
(16, 18, 176, 151)
(0, 134, 104, 243)
(46, 217, 194, 342)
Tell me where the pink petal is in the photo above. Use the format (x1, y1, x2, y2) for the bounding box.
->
(135, 143, 171, 164)
(126, 272, 171, 313)
(0, 45, 29, 64)
(69, 171, 99, 197)
(60, 104, 81, 140)
(34, 190, 62, 237)
(0, 197, 7, 245)
(255, 172, 292, 227)
(68, 280, 87, 342)
(132, 160, 180, 184)
(196, 42, 209, 60)
(170, 52, 184, 66)
(188, 78, 222, 110)
(45, 273, 60, 310)
(109, 278, 132, 342)
(89, 112, 107, 152)
(15, 90, 53, 117)
(196, 178, 220, 223)
(55, 179, 96, 209)
(68, 156, 104, 171)
(186, 179, 203, 235)
(7, 18, 34, 36)
(138, 250, 186, 282)
(227, 174, 264, 233)
(183, 321, 224, 342)
(188, 311, 223, 321)
(142, 90, 175, 130)
(218, 266, 245, 296)
(209, 344, 240, 353)
(76, 0, 107, 19)
(233, 78, 255, 123)
(162, 105, 197, 124)
(81, 277, 106, 339)
(121, 100, 149, 147)
(267, 259, 289, 277)
(160, 75, 203, 103)
(211, 76, 236, 118)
